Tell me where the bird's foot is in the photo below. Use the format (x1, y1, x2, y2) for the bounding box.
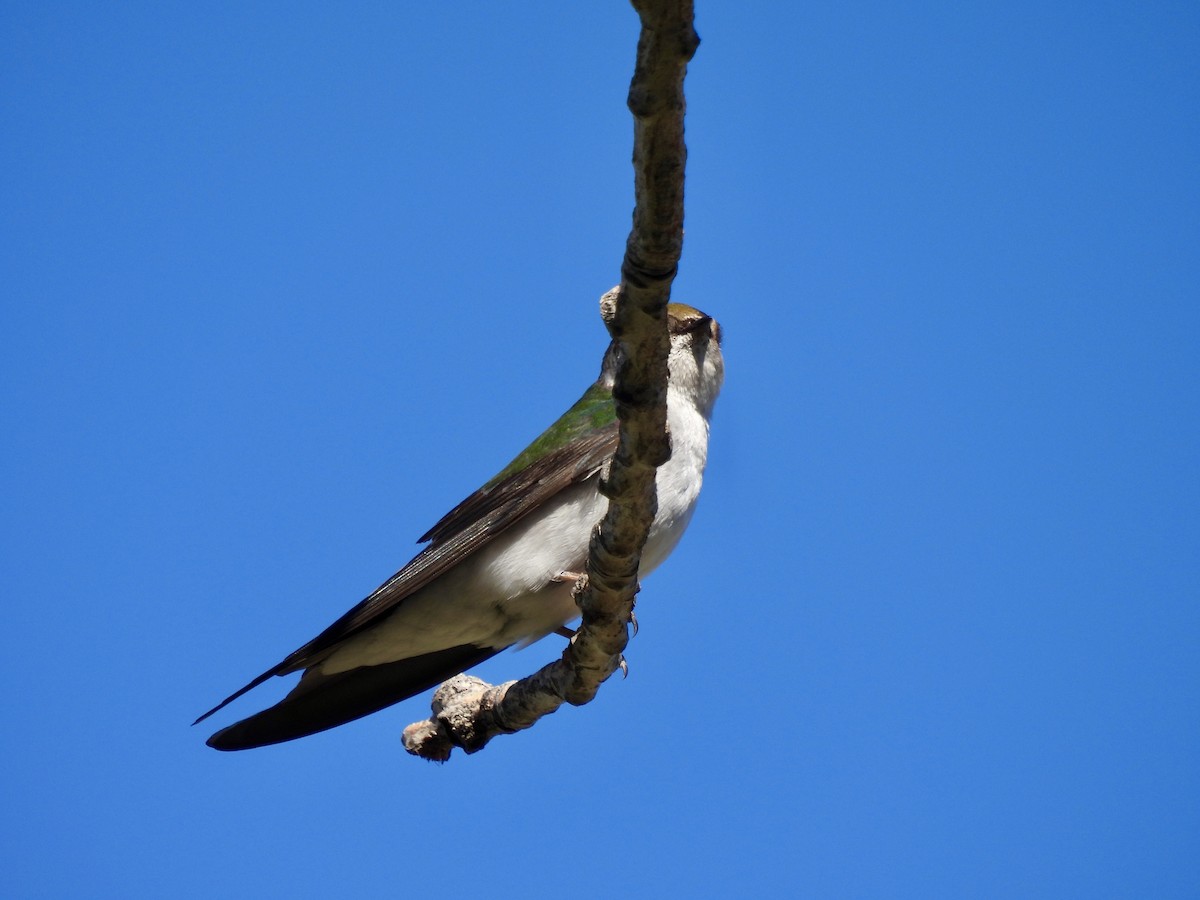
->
(551, 571, 633, 675)
(553, 624, 628, 677)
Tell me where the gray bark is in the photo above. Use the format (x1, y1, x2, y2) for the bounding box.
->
(402, 0, 698, 761)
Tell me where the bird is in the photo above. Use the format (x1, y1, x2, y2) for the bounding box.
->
(196, 303, 724, 750)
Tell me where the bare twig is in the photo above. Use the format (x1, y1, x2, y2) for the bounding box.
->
(402, 0, 698, 760)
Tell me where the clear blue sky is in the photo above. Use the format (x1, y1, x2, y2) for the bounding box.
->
(3, 2, 1197, 897)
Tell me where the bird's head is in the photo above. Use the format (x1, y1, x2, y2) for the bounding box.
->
(596, 296, 724, 418)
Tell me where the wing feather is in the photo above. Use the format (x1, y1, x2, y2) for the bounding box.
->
(205, 643, 500, 750)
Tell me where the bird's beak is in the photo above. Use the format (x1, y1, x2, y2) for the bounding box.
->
(690, 315, 720, 345)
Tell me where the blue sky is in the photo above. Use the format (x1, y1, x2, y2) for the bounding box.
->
(3, 2, 1197, 897)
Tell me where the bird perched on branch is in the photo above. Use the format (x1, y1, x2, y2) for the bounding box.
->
(196, 303, 724, 750)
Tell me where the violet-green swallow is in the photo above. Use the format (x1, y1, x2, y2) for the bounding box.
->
(196, 303, 723, 750)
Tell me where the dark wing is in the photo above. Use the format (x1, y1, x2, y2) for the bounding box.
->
(194, 394, 617, 727)
(277, 426, 618, 669)
(205, 643, 500, 750)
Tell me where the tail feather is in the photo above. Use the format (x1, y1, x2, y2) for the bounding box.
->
(192, 667, 282, 727)
(205, 643, 500, 751)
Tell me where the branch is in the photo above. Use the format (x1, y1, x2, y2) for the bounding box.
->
(402, 0, 698, 761)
